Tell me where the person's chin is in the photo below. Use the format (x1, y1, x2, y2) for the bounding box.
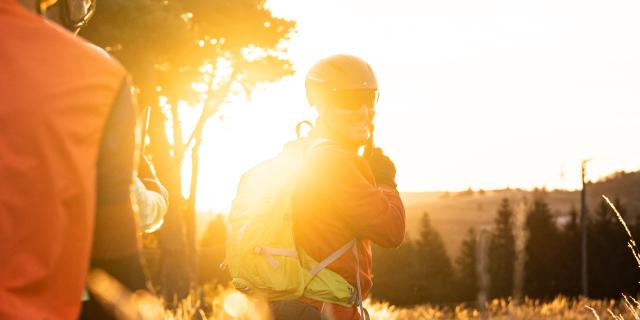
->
(329, 126, 369, 145)
(346, 131, 370, 145)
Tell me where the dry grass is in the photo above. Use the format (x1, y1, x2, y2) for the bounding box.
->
(86, 276, 640, 319)
(365, 296, 640, 320)
(96, 287, 638, 319)
(91, 194, 640, 319)
(162, 292, 640, 319)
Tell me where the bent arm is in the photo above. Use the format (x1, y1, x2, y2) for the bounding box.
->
(314, 148, 406, 248)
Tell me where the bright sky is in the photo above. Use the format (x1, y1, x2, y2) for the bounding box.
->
(192, 0, 640, 214)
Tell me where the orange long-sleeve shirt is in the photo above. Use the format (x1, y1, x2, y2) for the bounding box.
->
(292, 139, 405, 318)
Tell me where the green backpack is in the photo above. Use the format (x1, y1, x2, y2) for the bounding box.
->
(226, 137, 363, 308)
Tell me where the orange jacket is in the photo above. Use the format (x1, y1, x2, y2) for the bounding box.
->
(292, 138, 406, 319)
(0, 1, 137, 318)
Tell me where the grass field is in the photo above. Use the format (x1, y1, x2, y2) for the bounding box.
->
(364, 297, 640, 320)
(112, 194, 640, 319)
(93, 278, 640, 320)
(156, 289, 640, 319)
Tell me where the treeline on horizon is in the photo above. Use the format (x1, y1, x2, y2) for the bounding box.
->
(372, 193, 640, 306)
(188, 191, 640, 307)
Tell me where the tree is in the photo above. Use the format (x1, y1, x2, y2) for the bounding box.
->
(371, 240, 421, 306)
(588, 197, 639, 298)
(488, 198, 515, 299)
(81, 0, 296, 300)
(454, 228, 478, 302)
(523, 197, 559, 299)
(555, 205, 581, 297)
(414, 212, 455, 303)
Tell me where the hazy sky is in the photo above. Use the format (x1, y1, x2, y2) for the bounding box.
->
(193, 0, 640, 213)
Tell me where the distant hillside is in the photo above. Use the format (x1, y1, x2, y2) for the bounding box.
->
(400, 171, 640, 259)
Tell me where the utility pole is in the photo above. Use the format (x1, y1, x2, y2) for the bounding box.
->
(581, 159, 590, 297)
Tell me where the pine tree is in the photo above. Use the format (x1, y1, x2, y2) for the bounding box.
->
(588, 197, 639, 298)
(415, 212, 455, 303)
(556, 205, 581, 297)
(372, 240, 421, 306)
(455, 228, 478, 302)
(524, 197, 559, 299)
(488, 198, 516, 299)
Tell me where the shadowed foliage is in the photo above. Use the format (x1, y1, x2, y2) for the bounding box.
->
(524, 197, 560, 299)
(414, 212, 455, 303)
(455, 227, 478, 302)
(488, 198, 515, 299)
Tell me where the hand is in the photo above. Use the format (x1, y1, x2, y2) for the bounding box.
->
(365, 147, 397, 188)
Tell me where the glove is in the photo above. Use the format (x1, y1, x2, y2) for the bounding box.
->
(365, 147, 397, 188)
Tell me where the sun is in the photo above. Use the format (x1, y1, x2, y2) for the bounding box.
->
(182, 79, 317, 214)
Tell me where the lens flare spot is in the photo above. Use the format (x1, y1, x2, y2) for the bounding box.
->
(223, 292, 249, 317)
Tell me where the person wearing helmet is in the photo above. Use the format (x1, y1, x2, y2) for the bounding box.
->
(0, 0, 147, 318)
(44, 2, 169, 318)
(286, 55, 406, 320)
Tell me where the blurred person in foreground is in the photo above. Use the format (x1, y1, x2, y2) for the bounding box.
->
(43, 1, 169, 318)
(282, 55, 405, 320)
(0, 0, 154, 318)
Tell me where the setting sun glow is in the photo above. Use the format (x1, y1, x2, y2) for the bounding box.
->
(184, 0, 640, 214)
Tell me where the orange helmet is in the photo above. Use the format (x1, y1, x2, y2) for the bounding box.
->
(305, 54, 379, 109)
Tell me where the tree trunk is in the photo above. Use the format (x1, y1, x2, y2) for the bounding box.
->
(147, 103, 191, 304)
(186, 136, 202, 284)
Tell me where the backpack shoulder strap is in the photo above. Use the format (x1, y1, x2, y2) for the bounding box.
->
(308, 239, 356, 277)
(307, 239, 365, 317)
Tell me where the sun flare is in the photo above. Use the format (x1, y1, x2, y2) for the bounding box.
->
(172, 0, 640, 215)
